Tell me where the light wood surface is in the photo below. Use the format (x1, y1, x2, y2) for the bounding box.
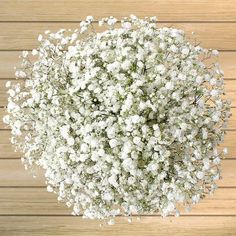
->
(1, 188, 236, 215)
(1, 0, 236, 22)
(0, 159, 235, 187)
(1, 1, 236, 235)
(0, 216, 236, 236)
(1, 22, 236, 50)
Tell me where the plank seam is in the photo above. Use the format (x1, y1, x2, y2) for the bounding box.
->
(1, 49, 236, 52)
(2, 21, 236, 24)
(0, 214, 235, 217)
(0, 186, 234, 189)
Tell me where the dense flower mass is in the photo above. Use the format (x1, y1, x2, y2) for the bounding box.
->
(3, 15, 231, 223)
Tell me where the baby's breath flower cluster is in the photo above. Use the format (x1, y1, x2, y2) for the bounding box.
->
(3, 15, 231, 223)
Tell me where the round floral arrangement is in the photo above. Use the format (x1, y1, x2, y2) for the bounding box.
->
(3, 15, 231, 224)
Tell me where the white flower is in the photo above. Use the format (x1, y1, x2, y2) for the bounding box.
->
(131, 115, 140, 124)
(32, 49, 38, 55)
(122, 22, 131, 29)
(128, 176, 135, 185)
(212, 114, 219, 122)
(192, 194, 200, 203)
(98, 20, 104, 27)
(210, 89, 218, 97)
(210, 78, 217, 85)
(156, 64, 166, 74)
(108, 175, 118, 187)
(165, 81, 174, 90)
(107, 62, 120, 72)
(133, 136, 141, 145)
(123, 142, 132, 154)
(147, 163, 158, 171)
(107, 17, 117, 26)
(122, 158, 134, 171)
(67, 137, 75, 146)
(202, 128, 208, 139)
(196, 76, 203, 84)
(106, 127, 116, 138)
(22, 51, 28, 58)
(80, 143, 88, 153)
(3, 115, 10, 124)
(80, 26, 87, 33)
(223, 147, 228, 155)
(86, 16, 94, 22)
(181, 47, 189, 55)
(15, 71, 26, 78)
(109, 139, 118, 148)
(60, 125, 70, 139)
(121, 60, 131, 70)
(107, 219, 115, 225)
(5, 81, 11, 88)
(170, 45, 178, 53)
(38, 34, 43, 41)
(8, 89, 15, 97)
(68, 46, 77, 57)
(196, 172, 204, 179)
(212, 50, 219, 56)
(203, 158, 210, 169)
(150, 16, 157, 22)
(47, 185, 53, 192)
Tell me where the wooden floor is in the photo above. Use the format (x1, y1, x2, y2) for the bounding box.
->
(0, 1, 236, 235)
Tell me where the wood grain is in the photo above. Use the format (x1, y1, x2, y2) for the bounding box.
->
(0, 159, 235, 187)
(1, 23, 236, 50)
(1, 0, 236, 22)
(0, 188, 235, 216)
(0, 130, 20, 158)
(0, 216, 236, 236)
(0, 51, 236, 79)
(229, 108, 236, 129)
(0, 159, 45, 186)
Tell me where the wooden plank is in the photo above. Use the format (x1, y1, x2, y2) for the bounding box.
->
(0, 188, 235, 216)
(219, 52, 236, 79)
(1, 23, 236, 50)
(224, 80, 236, 107)
(0, 159, 235, 187)
(0, 130, 20, 158)
(0, 79, 235, 107)
(229, 108, 236, 129)
(0, 216, 236, 236)
(0, 129, 235, 158)
(0, 188, 69, 215)
(0, 51, 19, 79)
(1, 0, 236, 22)
(0, 51, 236, 79)
(0, 80, 7, 106)
(0, 108, 6, 129)
(0, 159, 45, 186)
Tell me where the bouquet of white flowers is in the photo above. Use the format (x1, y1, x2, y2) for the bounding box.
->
(3, 15, 231, 224)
